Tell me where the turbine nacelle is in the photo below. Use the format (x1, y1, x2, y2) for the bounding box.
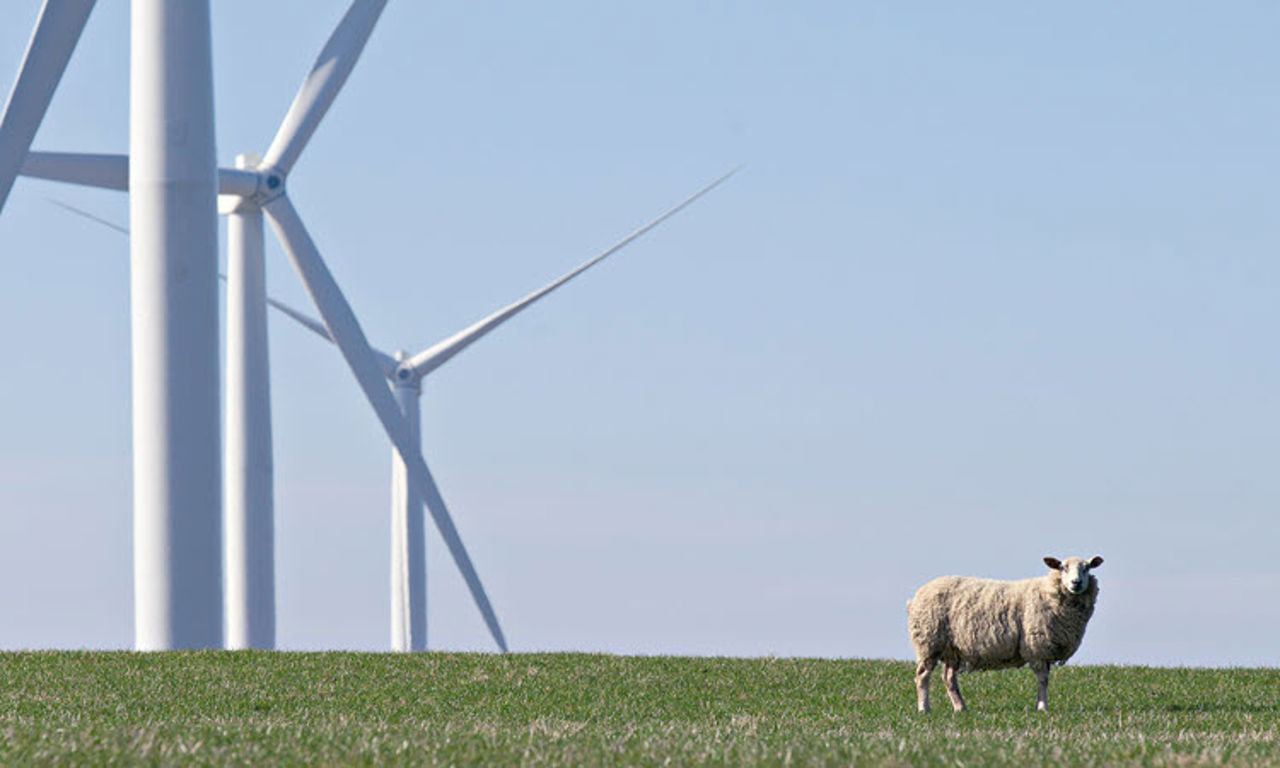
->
(218, 157, 287, 214)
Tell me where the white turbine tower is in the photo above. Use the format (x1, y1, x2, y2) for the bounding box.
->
(1, 0, 225, 649)
(54, 168, 738, 652)
(221, 151, 276, 650)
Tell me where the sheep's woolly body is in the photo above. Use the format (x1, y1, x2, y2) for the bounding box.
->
(905, 557, 1102, 713)
(907, 573, 1098, 671)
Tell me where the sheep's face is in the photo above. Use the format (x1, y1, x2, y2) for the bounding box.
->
(1043, 555, 1103, 595)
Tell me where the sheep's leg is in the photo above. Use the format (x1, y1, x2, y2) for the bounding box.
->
(1030, 661, 1050, 712)
(914, 658, 937, 713)
(942, 663, 967, 712)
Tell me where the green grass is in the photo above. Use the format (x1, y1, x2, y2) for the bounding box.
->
(0, 652, 1276, 766)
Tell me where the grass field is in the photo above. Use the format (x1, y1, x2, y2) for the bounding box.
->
(0, 652, 1276, 766)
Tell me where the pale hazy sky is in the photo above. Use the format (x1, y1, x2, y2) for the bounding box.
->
(1, 2, 1277, 666)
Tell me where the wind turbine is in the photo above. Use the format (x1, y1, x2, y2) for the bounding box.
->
(53, 167, 738, 652)
(280, 172, 736, 652)
(1, 0, 224, 650)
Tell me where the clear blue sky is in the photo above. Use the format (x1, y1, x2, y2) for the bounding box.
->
(1, 2, 1277, 665)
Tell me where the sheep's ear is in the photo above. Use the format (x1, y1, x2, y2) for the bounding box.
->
(1044, 557, 1062, 570)
(1088, 556, 1104, 569)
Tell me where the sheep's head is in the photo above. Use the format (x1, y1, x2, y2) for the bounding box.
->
(1044, 555, 1103, 595)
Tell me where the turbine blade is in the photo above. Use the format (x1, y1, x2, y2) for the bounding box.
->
(264, 296, 333, 344)
(21, 151, 127, 190)
(414, 453, 507, 652)
(261, 0, 388, 175)
(262, 293, 399, 376)
(262, 193, 508, 651)
(406, 167, 741, 377)
(0, 0, 97, 212)
(47, 197, 127, 234)
(22, 152, 266, 197)
(263, 295, 398, 377)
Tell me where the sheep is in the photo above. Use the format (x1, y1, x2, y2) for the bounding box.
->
(906, 555, 1103, 713)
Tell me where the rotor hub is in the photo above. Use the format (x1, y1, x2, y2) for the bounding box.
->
(392, 351, 421, 389)
(252, 166, 287, 205)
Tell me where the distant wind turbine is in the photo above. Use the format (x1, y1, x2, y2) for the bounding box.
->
(52, 167, 738, 651)
(336, 171, 736, 652)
